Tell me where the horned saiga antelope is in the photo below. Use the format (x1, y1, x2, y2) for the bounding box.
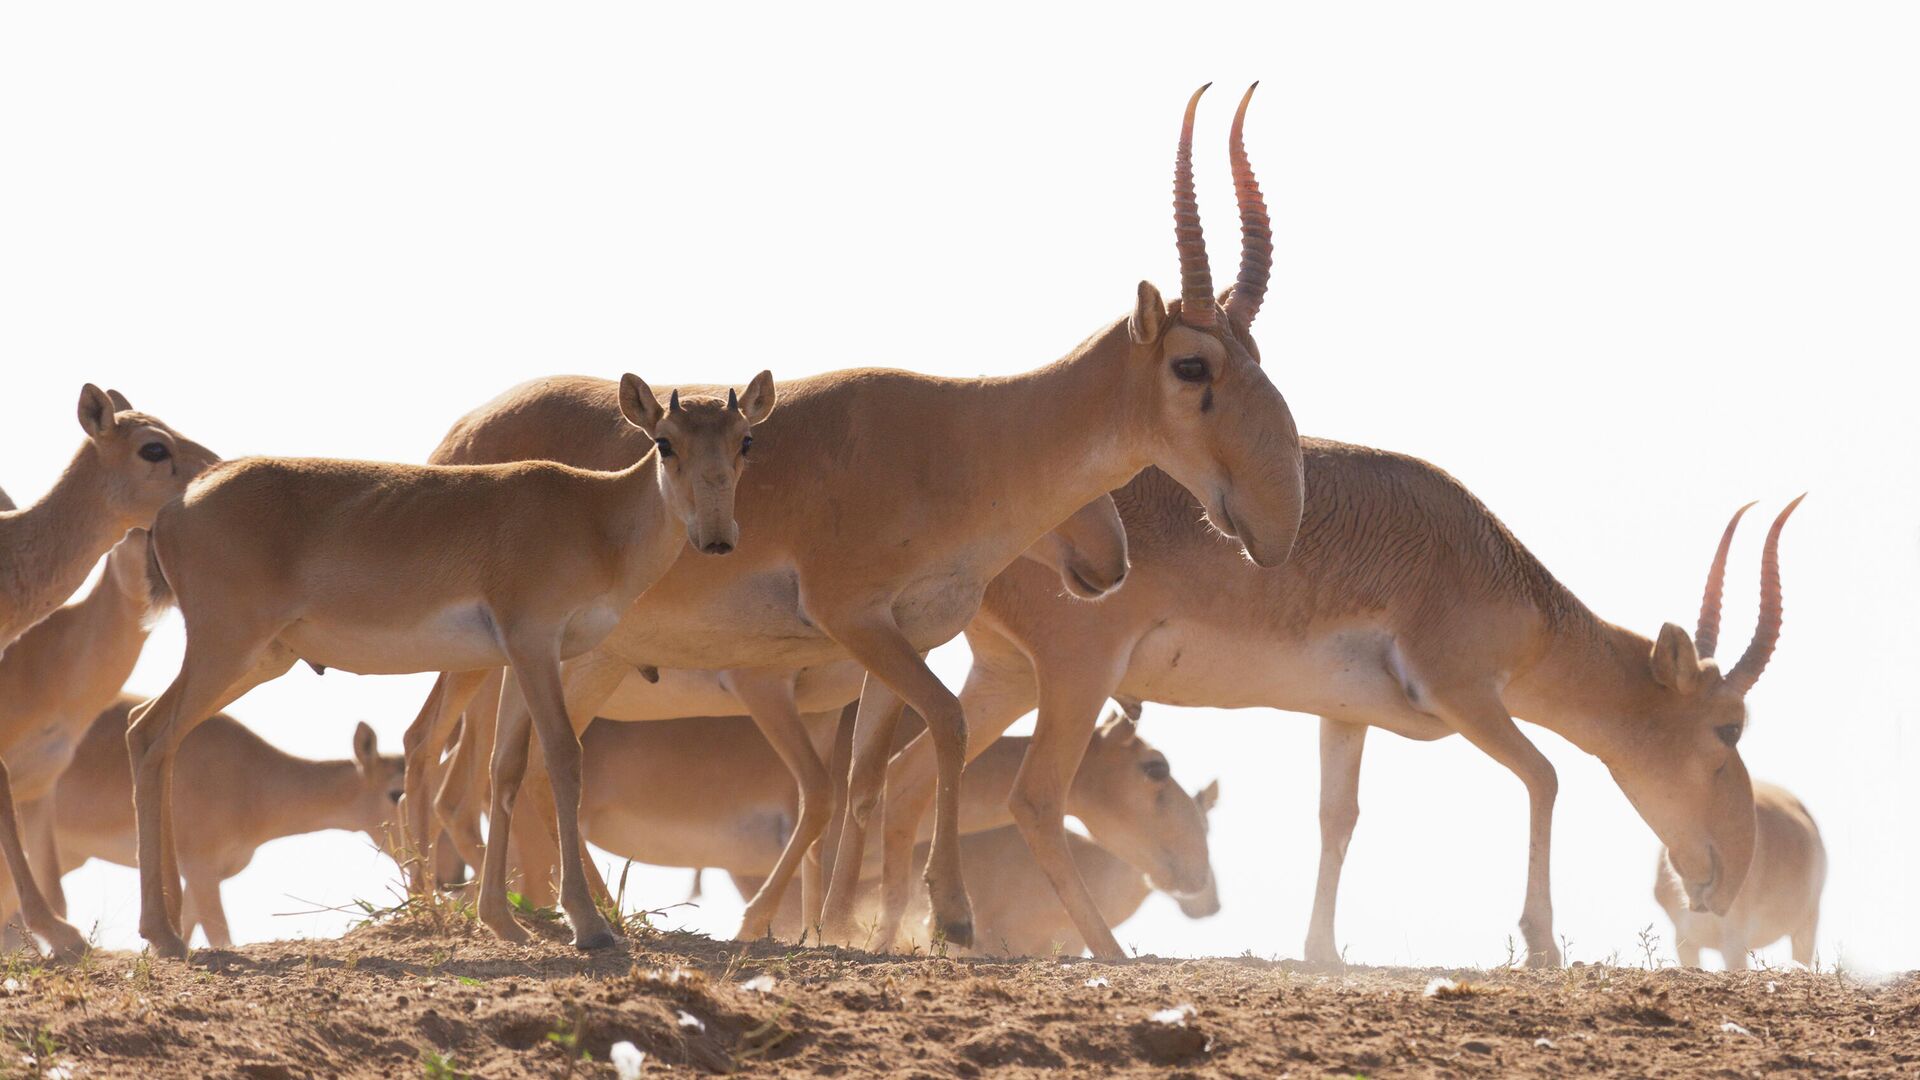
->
(0, 386, 215, 650)
(863, 448, 1804, 964)
(123, 373, 774, 959)
(423, 83, 1303, 951)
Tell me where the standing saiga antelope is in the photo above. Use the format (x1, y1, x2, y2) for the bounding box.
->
(19, 695, 406, 950)
(402, 493, 1128, 935)
(858, 444, 1803, 963)
(422, 83, 1302, 952)
(1655, 780, 1824, 970)
(124, 372, 774, 959)
(0, 531, 158, 959)
(0, 385, 215, 650)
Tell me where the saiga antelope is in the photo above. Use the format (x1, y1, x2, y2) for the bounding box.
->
(418, 84, 1302, 952)
(124, 373, 774, 958)
(1655, 780, 1824, 970)
(0, 386, 215, 650)
(18, 695, 405, 950)
(408, 496, 1127, 930)
(0, 531, 157, 959)
(862, 452, 1803, 964)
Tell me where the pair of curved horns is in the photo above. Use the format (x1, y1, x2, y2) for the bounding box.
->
(664, 388, 743, 413)
(1694, 495, 1807, 695)
(1172, 83, 1273, 329)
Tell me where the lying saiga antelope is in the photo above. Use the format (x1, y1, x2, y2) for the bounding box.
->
(0, 386, 215, 650)
(417, 84, 1302, 951)
(405, 494, 1127, 934)
(857, 449, 1803, 963)
(0, 532, 158, 958)
(17, 695, 405, 950)
(1655, 780, 1824, 970)
(125, 373, 774, 958)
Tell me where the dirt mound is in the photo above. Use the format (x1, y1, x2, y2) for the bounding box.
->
(0, 920, 1912, 1077)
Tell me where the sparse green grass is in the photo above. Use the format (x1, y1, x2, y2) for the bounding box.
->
(420, 1048, 470, 1080)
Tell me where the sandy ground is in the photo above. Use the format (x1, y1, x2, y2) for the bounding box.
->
(0, 912, 1912, 1078)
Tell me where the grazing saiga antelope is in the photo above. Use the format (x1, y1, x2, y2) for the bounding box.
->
(861, 451, 1804, 964)
(18, 695, 405, 949)
(0, 530, 158, 958)
(402, 494, 1128, 931)
(1654, 780, 1825, 970)
(421, 84, 1301, 952)
(0, 386, 215, 650)
(124, 372, 774, 958)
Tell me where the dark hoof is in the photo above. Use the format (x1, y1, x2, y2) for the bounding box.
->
(574, 926, 619, 951)
(938, 919, 975, 950)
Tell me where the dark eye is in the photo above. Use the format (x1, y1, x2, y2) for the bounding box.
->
(1715, 724, 1742, 748)
(741, 435, 753, 456)
(1171, 357, 1209, 383)
(1141, 759, 1171, 781)
(139, 442, 171, 462)
(655, 437, 674, 459)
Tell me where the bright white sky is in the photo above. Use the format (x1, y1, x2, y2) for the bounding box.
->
(3, 2, 1915, 971)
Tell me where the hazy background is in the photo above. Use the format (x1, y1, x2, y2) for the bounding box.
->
(3, 2, 1915, 971)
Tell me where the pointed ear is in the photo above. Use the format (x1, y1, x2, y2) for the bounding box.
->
(106, 388, 133, 412)
(1195, 779, 1220, 813)
(353, 721, 379, 773)
(1098, 711, 1139, 744)
(1650, 622, 1705, 694)
(1129, 281, 1167, 345)
(78, 383, 118, 439)
(737, 370, 777, 426)
(618, 373, 667, 436)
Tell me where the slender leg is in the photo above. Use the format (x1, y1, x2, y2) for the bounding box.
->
(1422, 683, 1561, 967)
(876, 635, 1037, 949)
(185, 873, 231, 949)
(502, 639, 615, 951)
(1304, 718, 1367, 965)
(818, 677, 905, 946)
(435, 669, 501, 874)
(1791, 910, 1817, 967)
(23, 799, 66, 920)
(476, 670, 535, 945)
(0, 760, 87, 961)
(1004, 660, 1127, 960)
(822, 614, 975, 949)
(732, 669, 834, 940)
(401, 669, 488, 894)
(1719, 925, 1751, 972)
(128, 631, 291, 960)
(805, 701, 859, 938)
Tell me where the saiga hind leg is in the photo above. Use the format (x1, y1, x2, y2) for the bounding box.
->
(1304, 718, 1367, 965)
(874, 631, 1038, 950)
(730, 669, 834, 942)
(400, 669, 489, 894)
(819, 615, 974, 950)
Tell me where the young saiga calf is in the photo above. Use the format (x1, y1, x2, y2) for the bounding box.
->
(126, 373, 773, 958)
(12, 695, 405, 950)
(1655, 780, 1824, 970)
(0, 386, 215, 650)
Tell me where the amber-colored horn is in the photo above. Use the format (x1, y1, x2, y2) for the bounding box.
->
(1693, 501, 1756, 659)
(1724, 495, 1807, 696)
(1174, 84, 1216, 328)
(1222, 82, 1272, 327)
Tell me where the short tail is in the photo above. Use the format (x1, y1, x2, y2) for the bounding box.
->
(144, 530, 177, 617)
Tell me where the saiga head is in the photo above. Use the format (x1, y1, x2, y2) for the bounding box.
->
(346, 721, 409, 864)
(1609, 497, 1804, 917)
(76, 384, 219, 527)
(1020, 493, 1130, 599)
(618, 371, 776, 555)
(1124, 85, 1304, 569)
(1070, 709, 1216, 904)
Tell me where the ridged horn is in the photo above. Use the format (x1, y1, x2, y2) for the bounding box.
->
(1693, 501, 1756, 659)
(1723, 495, 1807, 696)
(1173, 84, 1216, 328)
(1222, 82, 1272, 327)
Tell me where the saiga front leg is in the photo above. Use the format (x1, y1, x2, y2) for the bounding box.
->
(0, 759, 86, 961)
(818, 676, 905, 947)
(1303, 717, 1367, 965)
